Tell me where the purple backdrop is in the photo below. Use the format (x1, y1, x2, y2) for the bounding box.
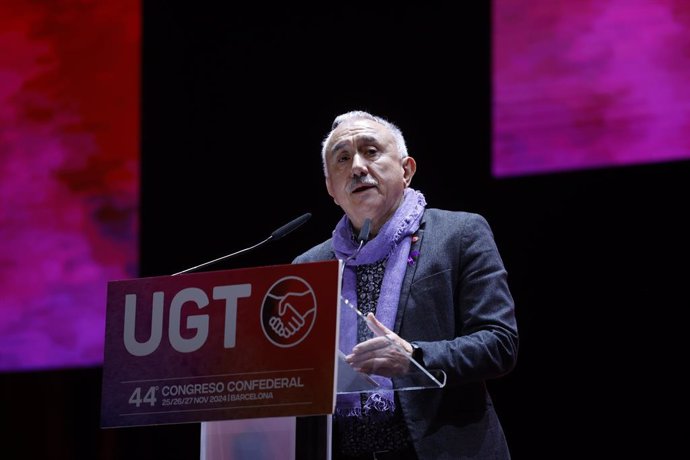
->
(0, 0, 140, 371)
(493, 0, 690, 177)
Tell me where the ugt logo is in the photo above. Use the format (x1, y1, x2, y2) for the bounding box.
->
(260, 276, 317, 347)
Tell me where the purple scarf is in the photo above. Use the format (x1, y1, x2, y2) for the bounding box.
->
(332, 188, 426, 416)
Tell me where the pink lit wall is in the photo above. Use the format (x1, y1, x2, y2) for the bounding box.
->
(0, 1, 140, 371)
(493, 0, 690, 177)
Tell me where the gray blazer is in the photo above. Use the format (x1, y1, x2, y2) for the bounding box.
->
(293, 209, 519, 459)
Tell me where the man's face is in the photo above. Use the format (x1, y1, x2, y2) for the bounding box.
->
(324, 118, 415, 234)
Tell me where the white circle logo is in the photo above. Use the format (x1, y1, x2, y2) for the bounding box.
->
(260, 276, 317, 348)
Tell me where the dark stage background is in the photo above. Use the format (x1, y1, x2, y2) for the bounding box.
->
(2, 3, 688, 459)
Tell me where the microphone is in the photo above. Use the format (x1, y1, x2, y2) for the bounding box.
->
(357, 218, 372, 245)
(270, 212, 312, 240)
(172, 212, 312, 276)
(344, 218, 372, 264)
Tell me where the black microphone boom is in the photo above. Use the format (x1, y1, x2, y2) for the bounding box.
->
(344, 218, 372, 264)
(357, 217, 372, 244)
(172, 212, 312, 276)
(271, 212, 312, 240)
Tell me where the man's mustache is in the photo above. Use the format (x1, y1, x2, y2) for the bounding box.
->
(348, 176, 378, 192)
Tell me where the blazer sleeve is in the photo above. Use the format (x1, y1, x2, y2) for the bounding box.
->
(406, 212, 518, 386)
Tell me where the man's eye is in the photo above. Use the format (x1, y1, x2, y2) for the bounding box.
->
(337, 153, 350, 163)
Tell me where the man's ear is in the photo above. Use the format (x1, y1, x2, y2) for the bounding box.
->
(325, 177, 338, 205)
(402, 156, 417, 186)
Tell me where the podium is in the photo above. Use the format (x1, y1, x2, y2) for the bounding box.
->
(100, 260, 444, 459)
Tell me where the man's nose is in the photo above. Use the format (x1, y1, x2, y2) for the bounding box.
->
(351, 153, 368, 176)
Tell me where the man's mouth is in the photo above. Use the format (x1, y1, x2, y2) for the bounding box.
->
(352, 184, 376, 193)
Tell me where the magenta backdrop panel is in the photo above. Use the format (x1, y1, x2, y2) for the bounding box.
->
(0, 0, 140, 371)
(493, 0, 690, 177)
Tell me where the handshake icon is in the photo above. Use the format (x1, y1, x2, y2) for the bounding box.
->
(268, 291, 316, 339)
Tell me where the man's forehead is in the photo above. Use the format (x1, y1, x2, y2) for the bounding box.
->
(328, 119, 391, 149)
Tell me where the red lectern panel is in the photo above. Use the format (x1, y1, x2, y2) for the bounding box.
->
(100, 260, 340, 428)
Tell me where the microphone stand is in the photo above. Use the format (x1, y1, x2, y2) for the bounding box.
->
(172, 237, 272, 275)
(171, 212, 311, 276)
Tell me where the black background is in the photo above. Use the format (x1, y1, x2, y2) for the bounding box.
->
(2, 3, 688, 459)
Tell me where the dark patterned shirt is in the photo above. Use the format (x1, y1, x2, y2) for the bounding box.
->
(335, 258, 413, 456)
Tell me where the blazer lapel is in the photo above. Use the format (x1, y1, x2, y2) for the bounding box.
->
(393, 212, 426, 334)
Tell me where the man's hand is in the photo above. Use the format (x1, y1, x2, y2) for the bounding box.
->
(345, 313, 414, 377)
